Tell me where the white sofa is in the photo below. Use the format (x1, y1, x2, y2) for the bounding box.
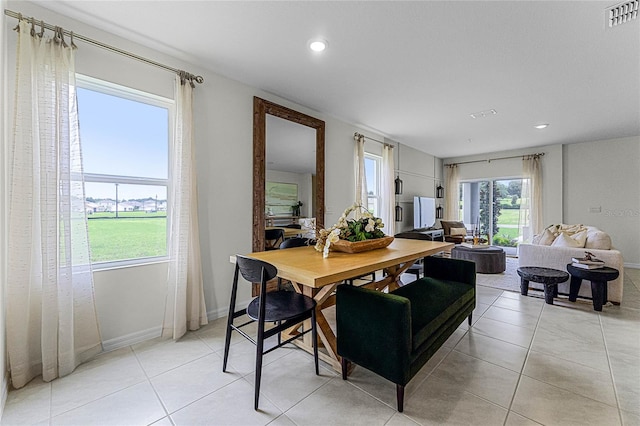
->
(518, 225, 624, 304)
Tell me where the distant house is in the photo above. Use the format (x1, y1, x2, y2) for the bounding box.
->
(85, 201, 98, 214)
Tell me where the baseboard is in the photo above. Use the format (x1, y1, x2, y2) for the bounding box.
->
(101, 326, 162, 353)
(103, 300, 252, 352)
(624, 262, 639, 269)
(207, 298, 251, 322)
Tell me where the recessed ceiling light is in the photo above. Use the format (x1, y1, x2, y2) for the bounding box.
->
(308, 39, 328, 52)
(534, 123, 549, 129)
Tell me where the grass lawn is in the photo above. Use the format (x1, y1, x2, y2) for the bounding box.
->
(88, 216, 166, 262)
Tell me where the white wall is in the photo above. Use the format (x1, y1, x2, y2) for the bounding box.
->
(2, 1, 380, 351)
(1, 0, 8, 414)
(443, 144, 564, 230)
(563, 136, 640, 267)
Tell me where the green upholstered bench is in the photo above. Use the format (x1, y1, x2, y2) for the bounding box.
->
(337, 256, 476, 412)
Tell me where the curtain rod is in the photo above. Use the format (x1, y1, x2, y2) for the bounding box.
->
(4, 9, 204, 84)
(353, 132, 394, 148)
(445, 152, 544, 167)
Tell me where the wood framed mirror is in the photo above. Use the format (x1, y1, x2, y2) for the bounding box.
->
(253, 97, 325, 253)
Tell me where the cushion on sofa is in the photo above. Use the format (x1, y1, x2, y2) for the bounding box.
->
(533, 228, 557, 245)
(391, 277, 474, 351)
(585, 229, 612, 250)
(440, 221, 466, 236)
(551, 231, 586, 248)
(450, 227, 467, 236)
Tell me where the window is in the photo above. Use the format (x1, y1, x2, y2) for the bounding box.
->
(76, 76, 173, 267)
(364, 154, 381, 216)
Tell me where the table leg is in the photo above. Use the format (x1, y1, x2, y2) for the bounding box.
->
(285, 283, 343, 372)
(569, 276, 582, 302)
(590, 281, 605, 311)
(520, 278, 529, 296)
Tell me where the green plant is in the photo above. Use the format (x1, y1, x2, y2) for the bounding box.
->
(492, 234, 518, 247)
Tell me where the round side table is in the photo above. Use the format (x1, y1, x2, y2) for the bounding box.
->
(566, 264, 619, 311)
(517, 266, 570, 305)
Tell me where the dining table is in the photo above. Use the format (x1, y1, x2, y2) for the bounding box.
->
(246, 238, 454, 373)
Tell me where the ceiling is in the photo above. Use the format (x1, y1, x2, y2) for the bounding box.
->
(34, 1, 640, 158)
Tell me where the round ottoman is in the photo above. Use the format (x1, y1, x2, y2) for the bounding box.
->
(451, 245, 506, 274)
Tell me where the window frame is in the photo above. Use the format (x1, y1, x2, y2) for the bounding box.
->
(76, 74, 174, 270)
(364, 153, 382, 217)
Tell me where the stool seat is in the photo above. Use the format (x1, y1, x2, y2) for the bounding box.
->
(517, 266, 569, 305)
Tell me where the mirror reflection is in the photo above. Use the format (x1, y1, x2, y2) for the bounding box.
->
(265, 115, 316, 223)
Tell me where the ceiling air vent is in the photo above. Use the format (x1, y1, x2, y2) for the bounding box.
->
(607, 1, 638, 27)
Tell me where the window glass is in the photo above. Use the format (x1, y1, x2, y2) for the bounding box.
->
(77, 77, 172, 266)
(364, 154, 381, 217)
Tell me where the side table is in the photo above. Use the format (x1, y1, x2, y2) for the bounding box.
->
(517, 267, 570, 305)
(566, 264, 619, 311)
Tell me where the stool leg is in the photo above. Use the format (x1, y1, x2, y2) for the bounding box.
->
(520, 278, 529, 296)
(591, 281, 605, 311)
(569, 276, 581, 302)
(543, 284, 554, 305)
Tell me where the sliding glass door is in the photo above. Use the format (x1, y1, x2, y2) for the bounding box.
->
(459, 179, 526, 255)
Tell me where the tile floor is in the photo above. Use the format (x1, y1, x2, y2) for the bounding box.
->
(2, 269, 640, 426)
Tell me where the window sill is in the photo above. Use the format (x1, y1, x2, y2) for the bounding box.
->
(92, 257, 169, 272)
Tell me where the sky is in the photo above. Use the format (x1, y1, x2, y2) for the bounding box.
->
(77, 87, 169, 200)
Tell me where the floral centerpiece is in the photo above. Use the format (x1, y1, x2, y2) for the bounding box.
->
(315, 203, 392, 258)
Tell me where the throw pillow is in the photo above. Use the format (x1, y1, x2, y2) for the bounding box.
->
(536, 228, 557, 245)
(585, 230, 612, 250)
(551, 232, 582, 248)
(570, 229, 588, 247)
(450, 227, 467, 236)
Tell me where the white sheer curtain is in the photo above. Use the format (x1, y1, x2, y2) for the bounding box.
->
(519, 155, 543, 242)
(444, 164, 459, 220)
(7, 21, 102, 388)
(162, 74, 208, 340)
(381, 144, 395, 235)
(354, 134, 368, 218)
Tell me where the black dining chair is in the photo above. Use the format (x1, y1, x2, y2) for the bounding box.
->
(223, 255, 319, 410)
(279, 237, 311, 249)
(264, 228, 284, 250)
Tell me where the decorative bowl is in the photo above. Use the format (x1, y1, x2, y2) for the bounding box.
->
(331, 236, 394, 253)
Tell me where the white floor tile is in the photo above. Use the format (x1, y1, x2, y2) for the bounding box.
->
(511, 376, 621, 426)
(285, 378, 396, 426)
(170, 379, 281, 425)
(50, 382, 166, 426)
(132, 334, 214, 378)
(522, 350, 617, 406)
(151, 352, 241, 413)
(454, 332, 528, 372)
(404, 374, 508, 425)
(1, 378, 51, 425)
(428, 350, 520, 408)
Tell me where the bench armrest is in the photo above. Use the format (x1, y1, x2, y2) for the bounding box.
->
(423, 256, 476, 287)
(336, 284, 412, 384)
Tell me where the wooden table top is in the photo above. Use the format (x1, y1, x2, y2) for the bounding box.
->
(247, 238, 453, 288)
